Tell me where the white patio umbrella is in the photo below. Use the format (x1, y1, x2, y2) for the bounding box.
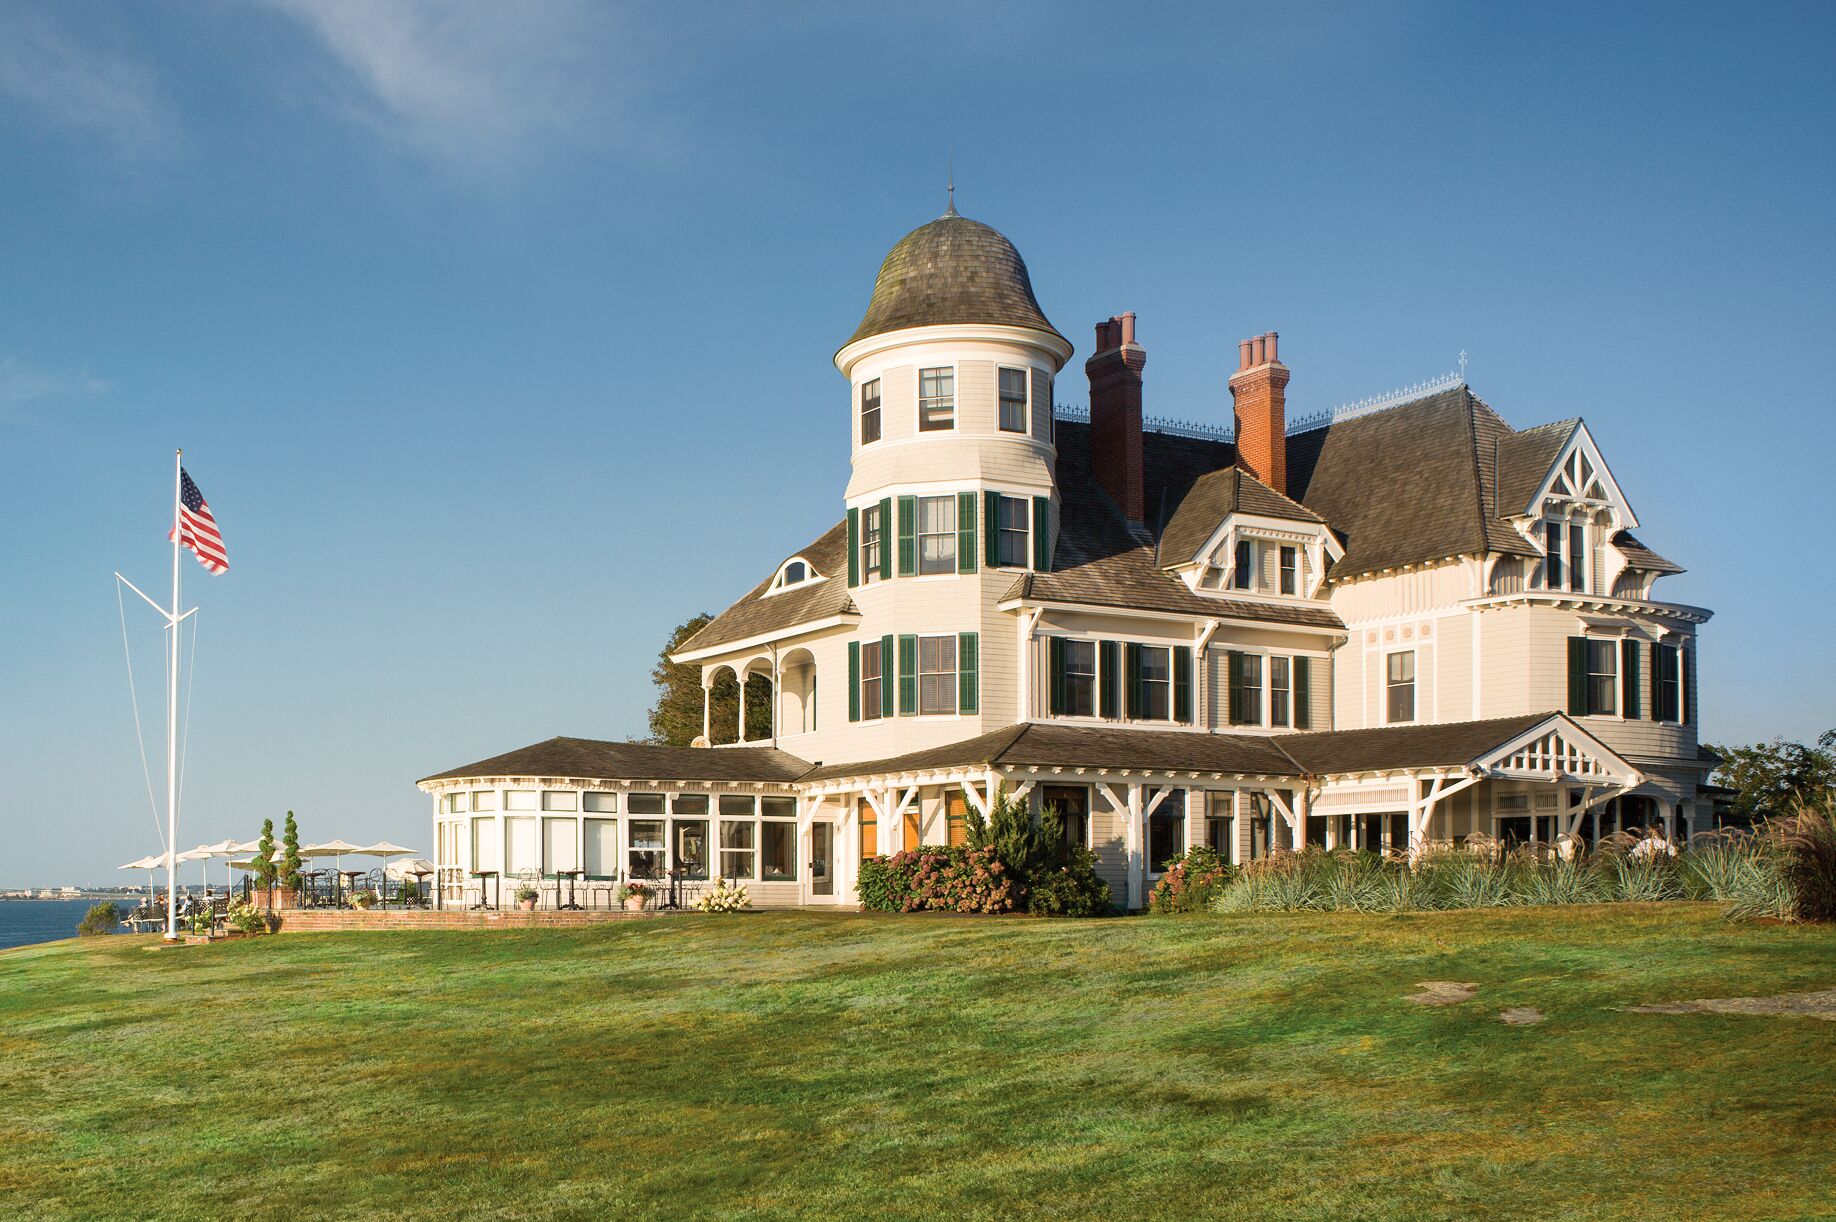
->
(118, 855, 167, 909)
(356, 842, 419, 908)
(384, 857, 435, 880)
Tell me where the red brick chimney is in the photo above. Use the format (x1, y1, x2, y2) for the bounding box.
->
(1229, 331, 1290, 495)
(1086, 312, 1146, 522)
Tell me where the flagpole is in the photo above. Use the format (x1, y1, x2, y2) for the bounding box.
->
(165, 449, 182, 941)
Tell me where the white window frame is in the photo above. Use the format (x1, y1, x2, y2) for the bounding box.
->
(997, 366, 1028, 433)
(916, 495, 957, 575)
(918, 366, 955, 432)
(996, 495, 1030, 568)
(1385, 649, 1416, 724)
(859, 377, 882, 445)
(1061, 638, 1097, 718)
(861, 639, 884, 721)
(918, 634, 959, 716)
(861, 503, 884, 583)
(1138, 645, 1173, 722)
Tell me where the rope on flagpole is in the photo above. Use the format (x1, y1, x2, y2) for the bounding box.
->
(116, 576, 167, 852)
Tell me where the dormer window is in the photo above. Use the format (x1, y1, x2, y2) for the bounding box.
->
(1232, 539, 1253, 590)
(860, 379, 882, 445)
(767, 557, 820, 594)
(1279, 546, 1297, 595)
(919, 367, 955, 431)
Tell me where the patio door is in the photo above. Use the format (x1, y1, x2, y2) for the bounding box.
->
(807, 821, 835, 902)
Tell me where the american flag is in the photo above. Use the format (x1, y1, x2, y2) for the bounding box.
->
(169, 468, 228, 575)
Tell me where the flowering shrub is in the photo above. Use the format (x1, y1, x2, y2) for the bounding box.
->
(1149, 847, 1233, 914)
(226, 899, 274, 935)
(695, 877, 751, 913)
(858, 846, 1020, 914)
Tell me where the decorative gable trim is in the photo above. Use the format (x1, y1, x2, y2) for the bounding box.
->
(1476, 713, 1642, 787)
(1523, 422, 1639, 528)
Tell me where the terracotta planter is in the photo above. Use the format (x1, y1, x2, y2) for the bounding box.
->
(623, 896, 649, 913)
(518, 898, 538, 912)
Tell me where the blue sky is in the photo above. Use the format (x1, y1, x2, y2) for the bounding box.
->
(2, 1, 1831, 886)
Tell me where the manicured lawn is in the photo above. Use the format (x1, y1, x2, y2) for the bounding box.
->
(2, 907, 1834, 1220)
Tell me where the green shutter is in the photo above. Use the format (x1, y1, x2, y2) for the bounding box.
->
(1099, 640, 1120, 719)
(1032, 496, 1051, 571)
(1174, 646, 1193, 724)
(1622, 640, 1643, 720)
(1678, 645, 1690, 725)
(846, 508, 860, 588)
(1293, 656, 1312, 729)
(880, 634, 895, 717)
(958, 632, 979, 714)
(1568, 637, 1589, 716)
(848, 641, 860, 722)
(1048, 636, 1065, 716)
(897, 635, 917, 715)
(897, 495, 916, 576)
(1126, 643, 1143, 720)
(877, 498, 893, 580)
(984, 491, 1001, 567)
(1227, 650, 1244, 725)
(957, 491, 978, 574)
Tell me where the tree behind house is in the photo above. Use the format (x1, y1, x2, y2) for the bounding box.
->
(646, 613, 772, 746)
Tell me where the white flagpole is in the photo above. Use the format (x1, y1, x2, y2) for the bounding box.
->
(165, 449, 182, 941)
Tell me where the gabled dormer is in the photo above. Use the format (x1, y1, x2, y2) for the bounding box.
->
(1157, 466, 1341, 600)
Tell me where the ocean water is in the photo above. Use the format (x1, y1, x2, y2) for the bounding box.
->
(0, 899, 131, 951)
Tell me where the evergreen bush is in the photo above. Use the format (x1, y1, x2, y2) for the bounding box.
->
(77, 902, 120, 937)
(280, 811, 303, 897)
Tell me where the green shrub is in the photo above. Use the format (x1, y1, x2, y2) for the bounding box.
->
(76, 902, 120, 937)
(227, 899, 273, 935)
(1029, 846, 1113, 916)
(857, 846, 1020, 914)
(1515, 855, 1609, 906)
(1149, 847, 1233, 913)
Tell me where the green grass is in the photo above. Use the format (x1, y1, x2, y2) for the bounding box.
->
(3, 907, 1834, 1221)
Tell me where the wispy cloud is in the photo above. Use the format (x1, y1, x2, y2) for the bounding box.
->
(258, 0, 637, 167)
(0, 9, 176, 158)
(0, 356, 110, 422)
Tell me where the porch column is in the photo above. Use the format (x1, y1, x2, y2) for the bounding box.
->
(701, 678, 712, 744)
(737, 676, 748, 743)
(1125, 784, 1145, 910)
(1658, 799, 1675, 840)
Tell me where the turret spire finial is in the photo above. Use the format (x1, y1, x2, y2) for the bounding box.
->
(945, 155, 956, 216)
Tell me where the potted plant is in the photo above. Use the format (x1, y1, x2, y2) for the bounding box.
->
(279, 810, 304, 908)
(250, 817, 279, 908)
(351, 888, 378, 911)
(617, 881, 652, 912)
(515, 884, 539, 912)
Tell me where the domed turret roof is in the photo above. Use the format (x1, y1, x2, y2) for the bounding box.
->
(844, 212, 1066, 348)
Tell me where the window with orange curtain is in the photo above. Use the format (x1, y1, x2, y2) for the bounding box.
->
(859, 797, 878, 859)
(903, 804, 921, 851)
(944, 790, 968, 847)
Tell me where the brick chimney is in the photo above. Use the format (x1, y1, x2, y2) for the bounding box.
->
(1086, 312, 1146, 522)
(1229, 331, 1290, 495)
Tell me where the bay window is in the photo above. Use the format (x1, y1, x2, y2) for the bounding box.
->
(860, 378, 881, 444)
(996, 496, 1029, 567)
(861, 503, 884, 582)
(719, 818, 755, 880)
(918, 635, 958, 715)
(761, 820, 796, 881)
(861, 639, 884, 721)
(628, 819, 664, 879)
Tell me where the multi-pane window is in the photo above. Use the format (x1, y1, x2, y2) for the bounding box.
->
(1387, 651, 1416, 723)
(1656, 643, 1682, 721)
(628, 820, 665, 878)
(997, 496, 1030, 567)
(719, 819, 755, 880)
(1568, 520, 1588, 593)
(1232, 653, 1264, 725)
(673, 816, 709, 880)
(861, 640, 884, 721)
(919, 635, 958, 715)
(1063, 639, 1096, 717)
(1279, 546, 1297, 595)
(998, 367, 1028, 432)
(1543, 520, 1565, 589)
(1270, 656, 1292, 727)
(918, 495, 956, 574)
(1585, 639, 1618, 716)
(1233, 539, 1253, 590)
(861, 503, 883, 582)
(919, 367, 955, 431)
(1139, 646, 1172, 721)
(859, 378, 882, 445)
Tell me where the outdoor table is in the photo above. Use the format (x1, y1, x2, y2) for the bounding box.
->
(338, 870, 368, 907)
(408, 869, 434, 908)
(301, 870, 328, 907)
(554, 869, 584, 910)
(469, 870, 499, 910)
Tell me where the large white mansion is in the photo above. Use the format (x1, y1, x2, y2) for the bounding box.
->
(420, 208, 1712, 910)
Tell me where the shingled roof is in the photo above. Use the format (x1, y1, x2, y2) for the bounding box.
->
(1494, 418, 1578, 517)
(1157, 465, 1325, 567)
(1286, 387, 1542, 581)
(844, 214, 1066, 348)
(1003, 422, 1345, 630)
(1274, 712, 1553, 775)
(677, 519, 858, 655)
(1612, 531, 1683, 575)
(419, 737, 812, 786)
(799, 722, 1298, 783)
